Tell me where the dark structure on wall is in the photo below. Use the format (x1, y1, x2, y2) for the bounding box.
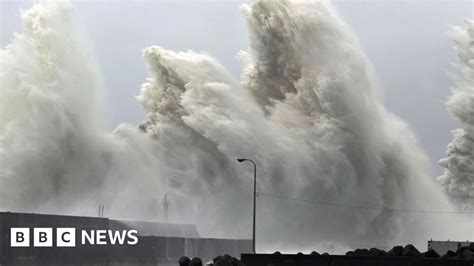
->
(0, 212, 251, 265)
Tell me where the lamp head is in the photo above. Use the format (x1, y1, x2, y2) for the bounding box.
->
(237, 158, 246, 162)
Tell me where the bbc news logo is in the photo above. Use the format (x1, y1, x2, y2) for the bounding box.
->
(10, 228, 138, 247)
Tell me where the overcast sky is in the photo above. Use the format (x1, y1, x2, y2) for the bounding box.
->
(1, 0, 473, 176)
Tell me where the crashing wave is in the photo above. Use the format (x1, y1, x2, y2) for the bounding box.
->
(438, 19, 474, 211)
(0, 0, 471, 251)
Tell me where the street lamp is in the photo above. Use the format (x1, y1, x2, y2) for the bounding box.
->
(237, 158, 257, 254)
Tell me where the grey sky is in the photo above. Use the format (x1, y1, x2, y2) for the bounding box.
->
(1, 0, 473, 176)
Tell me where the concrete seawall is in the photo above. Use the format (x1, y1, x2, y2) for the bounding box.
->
(0, 212, 252, 265)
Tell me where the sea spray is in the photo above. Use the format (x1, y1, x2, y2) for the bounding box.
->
(0, 0, 471, 252)
(439, 19, 474, 211)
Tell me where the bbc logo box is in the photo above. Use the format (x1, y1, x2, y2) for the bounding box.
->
(0, 212, 110, 260)
(10, 228, 30, 247)
(11, 228, 76, 247)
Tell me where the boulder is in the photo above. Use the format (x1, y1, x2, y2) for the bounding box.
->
(354, 248, 370, 256)
(402, 244, 421, 257)
(457, 246, 474, 260)
(387, 246, 403, 256)
(422, 249, 440, 258)
(179, 256, 191, 266)
(369, 248, 386, 256)
(190, 257, 203, 266)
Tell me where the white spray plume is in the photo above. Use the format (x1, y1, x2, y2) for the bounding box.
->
(0, 0, 472, 253)
(0, 0, 104, 212)
(438, 19, 474, 211)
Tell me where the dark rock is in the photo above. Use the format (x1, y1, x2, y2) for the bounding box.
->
(440, 254, 451, 260)
(354, 248, 370, 256)
(404, 244, 420, 253)
(190, 257, 203, 266)
(458, 246, 474, 260)
(322, 252, 330, 256)
(214, 255, 240, 266)
(402, 244, 421, 257)
(213, 256, 222, 263)
(440, 250, 457, 260)
(273, 251, 282, 255)
(387, 246, 403, 256)
(310, 251, 320, 256)
(179, 256, 191, 266)
(214, 258, 231, 266)
(230, 257, 243, 266)
(402, 249, 421, 257)
(369, 248, 386, 256)
(422, 249, 440, 258)
(345, 251, 354, 256)
(446, 250, 457, 257)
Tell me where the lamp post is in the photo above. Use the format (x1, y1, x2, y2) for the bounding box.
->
(237, 158, 257, 254)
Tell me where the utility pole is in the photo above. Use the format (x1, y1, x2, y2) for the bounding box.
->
(237, 158, 257, 254)
(98, 205, 104, 218)
(162, 194, 170, 223)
